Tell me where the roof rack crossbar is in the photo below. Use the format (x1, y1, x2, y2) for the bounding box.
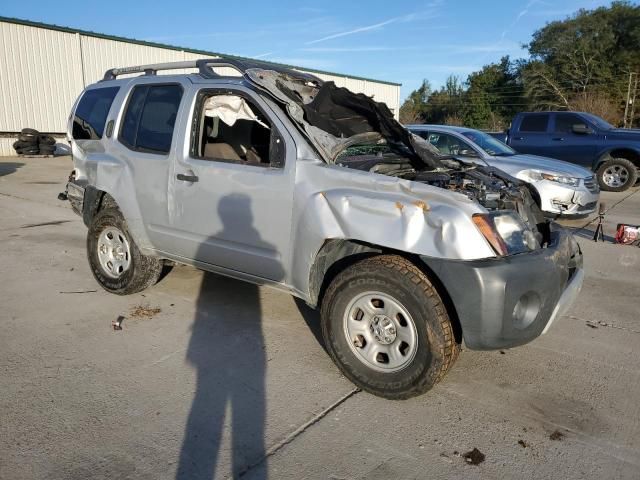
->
(102, 57, 323, 83)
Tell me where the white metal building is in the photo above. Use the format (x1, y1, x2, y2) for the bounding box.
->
(0, 17, 401, 156)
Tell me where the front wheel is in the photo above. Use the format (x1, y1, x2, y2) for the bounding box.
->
(87, 208, 162, 295)
(597, 158, 638, 192)
(320, 255, 459, 399)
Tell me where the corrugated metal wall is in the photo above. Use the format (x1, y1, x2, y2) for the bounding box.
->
(0, 19, 400, 156)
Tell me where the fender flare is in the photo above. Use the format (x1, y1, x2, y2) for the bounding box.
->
(593, 147, 640, 171)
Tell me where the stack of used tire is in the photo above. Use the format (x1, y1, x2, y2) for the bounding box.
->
(12, 128, 56, 156)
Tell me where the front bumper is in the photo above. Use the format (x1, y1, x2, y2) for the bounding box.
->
(421, 223, 583, 350)
(537, 180, 599, 216)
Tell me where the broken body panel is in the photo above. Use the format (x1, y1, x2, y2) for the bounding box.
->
(65, 64, 584, 349)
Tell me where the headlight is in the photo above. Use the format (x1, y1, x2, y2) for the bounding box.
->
(472, 211, 539, 256)
(524, 170, 580, 187)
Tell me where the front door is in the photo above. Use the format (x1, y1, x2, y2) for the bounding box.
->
(548, 113, 599, 167)
(166, 87, 294, 283)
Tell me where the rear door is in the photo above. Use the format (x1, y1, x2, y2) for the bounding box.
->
(115, 80, 188, 248)
(509, 113, 551, 157)
(548, 113, 599, 167)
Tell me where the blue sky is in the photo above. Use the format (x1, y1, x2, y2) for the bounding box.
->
(4, 0, 612, 99)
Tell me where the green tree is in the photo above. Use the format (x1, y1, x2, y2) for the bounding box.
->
(522, 1, 640, 123)
(398, 2, 640, 128)
(424, 75, 465, 125)
(463, 57, 525, 130)
(399, 80, 432, 124)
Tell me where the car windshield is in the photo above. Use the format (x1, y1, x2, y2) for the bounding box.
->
(460, 130, 516, 156)
(581, 113, 613, 130)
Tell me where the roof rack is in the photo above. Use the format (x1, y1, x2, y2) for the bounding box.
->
(102, 57, 323, 83)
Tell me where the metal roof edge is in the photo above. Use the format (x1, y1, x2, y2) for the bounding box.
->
(0, 16, 402, 87)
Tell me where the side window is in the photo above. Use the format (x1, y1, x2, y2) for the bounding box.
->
(427, 132, 475, 156)
(119, 84, 183, 154)
(72, 87, 119, 140)
(519, 114, 549, 133)
(194, 93, 276, 166)
(555, 113, 586, 133)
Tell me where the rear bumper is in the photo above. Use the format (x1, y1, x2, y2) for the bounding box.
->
(66, 179, 85, 216)
(421, 223, 583, 350)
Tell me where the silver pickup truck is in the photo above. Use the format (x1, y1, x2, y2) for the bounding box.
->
(62, 59, 584, 399)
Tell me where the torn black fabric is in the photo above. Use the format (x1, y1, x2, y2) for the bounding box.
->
(301, 82, 443, 168)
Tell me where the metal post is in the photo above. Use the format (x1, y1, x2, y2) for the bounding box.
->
(624, 72, 633, 128)
(629, 73, 639, 129)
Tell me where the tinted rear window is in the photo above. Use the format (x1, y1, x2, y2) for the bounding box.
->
(119, 87, 147, 148)
(72, 87, 119, 140)
(519, 114, 549, 132)
(119, 84, 183, 154)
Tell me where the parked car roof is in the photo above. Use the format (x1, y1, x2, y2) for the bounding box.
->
(406, 124, 478, 134)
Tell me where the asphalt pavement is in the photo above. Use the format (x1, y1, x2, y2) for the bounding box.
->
(1, 156, 639, 480)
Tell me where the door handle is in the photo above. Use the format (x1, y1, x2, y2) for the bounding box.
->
(514, 136, 524, 140)
(177, 173, 199, 182)
(552, 137, 564, 141)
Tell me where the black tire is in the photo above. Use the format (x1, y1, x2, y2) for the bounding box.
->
(18, 147, 39, 155)
(21, 128, 40, 135)
(38, 135, 56, 145)
(597, 158, 638, 192)
(18, 135, 38, 144)
(320, 255, 459, 399)
(87, 207, 163, 295)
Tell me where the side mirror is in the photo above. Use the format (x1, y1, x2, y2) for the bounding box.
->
(572, 123, 592, 135)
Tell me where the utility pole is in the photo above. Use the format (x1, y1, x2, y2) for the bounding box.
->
(628, 74, 639, 129)
(623, 72, 637, 128)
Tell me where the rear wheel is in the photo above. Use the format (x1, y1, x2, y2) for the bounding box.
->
(87, 207, 162, 294)
(597, 158, 638, 192)
(320, 255, 459, 399)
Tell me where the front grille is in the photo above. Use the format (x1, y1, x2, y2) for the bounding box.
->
(584, 176, 599, 193)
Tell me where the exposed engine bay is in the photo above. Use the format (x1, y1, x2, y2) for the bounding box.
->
(336, 148, 547, 240)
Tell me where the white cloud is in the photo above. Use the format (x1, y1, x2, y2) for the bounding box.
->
(304, 9, 439, 45)
(299, 46, 401, 53)
(305, 17, 401, 45)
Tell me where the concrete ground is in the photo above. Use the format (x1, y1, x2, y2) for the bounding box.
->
(1, 155, 639, 480)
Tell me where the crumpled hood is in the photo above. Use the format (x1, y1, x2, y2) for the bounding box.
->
(244, 68, 445, 169)
(487, 154, 593, 179)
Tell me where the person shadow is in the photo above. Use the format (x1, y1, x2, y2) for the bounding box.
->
(176, 193, 284, 480)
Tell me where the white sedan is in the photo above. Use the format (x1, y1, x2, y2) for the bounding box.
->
(408, 124, 600, 216)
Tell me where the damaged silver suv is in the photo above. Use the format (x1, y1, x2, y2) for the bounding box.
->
(63, 59, 584, 399)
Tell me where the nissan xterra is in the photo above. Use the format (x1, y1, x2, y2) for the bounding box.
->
(61, 59, 584, 399)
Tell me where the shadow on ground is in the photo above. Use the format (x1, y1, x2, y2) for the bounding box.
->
(176, 194, 283, 480)
(0, 162, 25, 177)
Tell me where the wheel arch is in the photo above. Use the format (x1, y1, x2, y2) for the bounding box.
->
(82, 186, 154, 253)
(82, 187, 117, 227)
(595, 148, 640, 170)
(308, 238, 463, 345)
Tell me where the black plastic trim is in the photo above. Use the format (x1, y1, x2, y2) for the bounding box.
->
(420, 224, 583, 350)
